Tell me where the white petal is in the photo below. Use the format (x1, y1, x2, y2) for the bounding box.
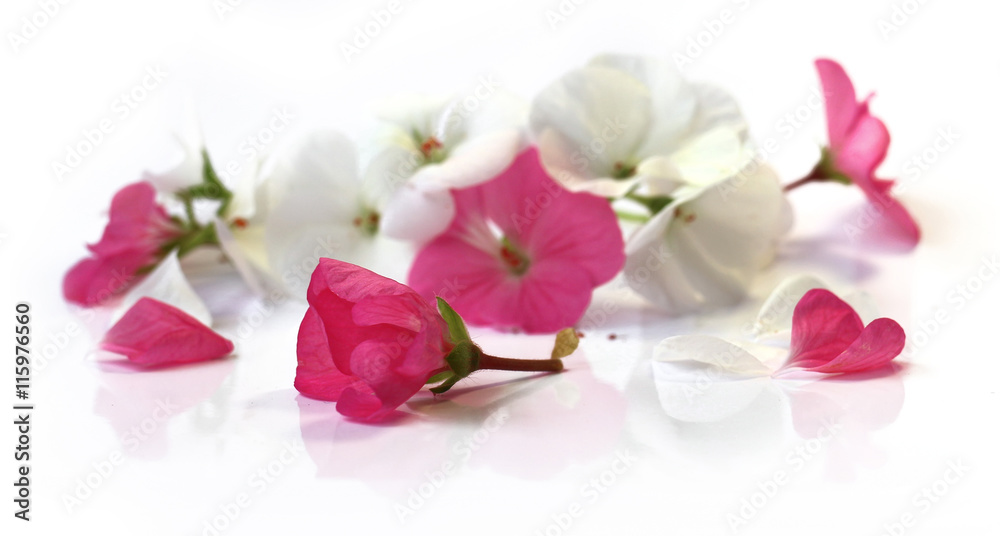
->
(652, 335, 774, 423)
(112, 251, 212, 327)
(753, 275, 829, 337)
(625, 162, 793, 314)
(653, 335, 772, 377)
(530, 65, 653, 181)
(214, 219, 265, 295)
(378, 183, 455, 244)
(410, 128, 522, 190)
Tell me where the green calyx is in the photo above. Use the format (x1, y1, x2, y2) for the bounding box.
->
(161, 149, 238, 260)
(623, 191, 675, 217)
(429, 297, 481, 394)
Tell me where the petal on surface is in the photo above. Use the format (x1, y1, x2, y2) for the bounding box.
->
(101, 297, 234, 367)
(653, 335, 772, 378)
(803, 318, 905, 374)
(113, 250, 213, 327)
(783, 289, 865, 370)
(753, 275, 829, 337)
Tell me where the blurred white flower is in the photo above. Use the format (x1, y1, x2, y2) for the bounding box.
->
(530, 53, 747, 198)
(363, 90, 526, 243)
(226, 131, 410, 296)
(624, 157, 793, 315)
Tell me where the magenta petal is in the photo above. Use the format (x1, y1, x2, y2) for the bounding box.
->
(804, 318, 905, 374)
(337, 384, 384, 420)
(89, 182, 176, 257)
(815, 59, 860, 149)
(101, 297, 234, 367)
(63, 254, 145, 307)
(783, 289, 864, 370)
(294, 307, 366, 401)
(408, 148, 625, 333)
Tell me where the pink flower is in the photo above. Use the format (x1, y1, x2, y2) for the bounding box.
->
(408, 148, 625, 333)
(101, 297, 234, 367)
(813, 58, 920, 248)
(64, 182, 182, 306)
(779, 288, 905, 374)
(295, 258, 454, 421)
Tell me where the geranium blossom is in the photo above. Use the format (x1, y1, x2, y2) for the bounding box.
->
(530, 53, 747, 198)
(364, 92, 525, 243)
(228, 131, 411, 295)
(407, 148, 625, 333)
(788, 59, 920, 248)
(624, 158, 792, 314)
(64, 181, 183, 306)
(296, 258, 568, 421)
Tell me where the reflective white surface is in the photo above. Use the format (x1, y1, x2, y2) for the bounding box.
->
(3, 0, 999, 534)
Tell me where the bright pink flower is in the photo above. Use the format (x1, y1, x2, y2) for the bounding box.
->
(295, 258, 454, 421)
(780, 288, 905, 374)
(408, 148, 625, 333)
(64, 182, 182, 306)
(101, 297, 234, 367)
(815, 58, 920, 248)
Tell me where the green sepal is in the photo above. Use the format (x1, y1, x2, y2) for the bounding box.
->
(425, 371, 452, 385)
(431, 341, 481, 395)
(437, 297, 471, 344)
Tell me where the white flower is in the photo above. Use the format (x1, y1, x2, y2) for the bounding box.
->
(530, 53, 747, 198)
(624, 157, 793, 314)
(363, 91, 525, 243)
(228, 131, 410, 296)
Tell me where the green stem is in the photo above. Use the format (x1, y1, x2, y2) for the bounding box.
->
(624, 192, 674, 216)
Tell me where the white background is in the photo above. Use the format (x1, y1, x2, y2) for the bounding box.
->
(2, 0, 999, 534)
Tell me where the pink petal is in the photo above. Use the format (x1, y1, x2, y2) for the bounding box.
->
(864, 192, 922, 250)
(101, 297, 234, 367)
(63, 252, 149, 307)
(815, 59, 860, 150)
(783, 289, 864, 370)
(408, 148, 625, 333)
(294, 307, 367, 401)
(834, 110, 891, 192)
(89, 181, 176, 257)
(803, 318, 905, 374)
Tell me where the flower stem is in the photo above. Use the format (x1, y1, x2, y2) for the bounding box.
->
(783, 163, 827, 192)
(477, 353, 564, 373)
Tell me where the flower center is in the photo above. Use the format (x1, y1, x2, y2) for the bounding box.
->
(231, 217, 249, 229)
(612, 161, 637, 179)
(419, 136, 447, 164)
(499, 237, 530, 276)
(352, 208, 380, 236)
